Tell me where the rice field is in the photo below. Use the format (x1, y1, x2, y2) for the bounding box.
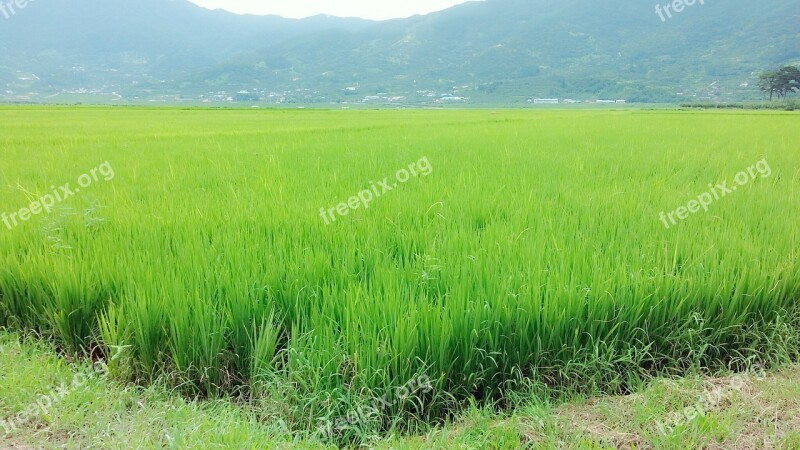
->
(0, 107, 798, 442)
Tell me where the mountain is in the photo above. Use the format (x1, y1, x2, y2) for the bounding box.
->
(0, 0, 372, 100)
(1, 0, 798, 104)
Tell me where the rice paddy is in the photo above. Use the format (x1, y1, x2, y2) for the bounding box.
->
(0, 107, 798, 442)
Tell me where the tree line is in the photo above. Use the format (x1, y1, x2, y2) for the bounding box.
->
(759, 66, 800, 101)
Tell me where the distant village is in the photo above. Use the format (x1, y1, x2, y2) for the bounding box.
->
(529, 98, 626, 104)
(2, 69, 756, 106)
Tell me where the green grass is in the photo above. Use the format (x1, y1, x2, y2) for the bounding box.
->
(681, 99, 800, 110)
(0, 330, 304, 449)
(3, 329, 800, 449)
(0, 108, 798, 446)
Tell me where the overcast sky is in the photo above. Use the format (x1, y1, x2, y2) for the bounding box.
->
(186, 0, 475, 20)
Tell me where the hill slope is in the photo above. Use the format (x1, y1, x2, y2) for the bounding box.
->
(1, 0, 798, 104)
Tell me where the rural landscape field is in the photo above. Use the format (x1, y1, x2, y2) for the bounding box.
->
(1, 107, 799, 447)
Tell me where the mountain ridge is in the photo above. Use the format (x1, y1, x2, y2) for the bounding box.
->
(1, 0, 798, 105)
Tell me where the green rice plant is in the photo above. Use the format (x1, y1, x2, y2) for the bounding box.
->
(0, 107, 798, 445)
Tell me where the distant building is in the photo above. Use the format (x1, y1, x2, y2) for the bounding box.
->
(533, 98, 559, 104)
(437, 96, 466, 102)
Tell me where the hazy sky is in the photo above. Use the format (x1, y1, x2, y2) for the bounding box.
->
(187, 0, 474, 20)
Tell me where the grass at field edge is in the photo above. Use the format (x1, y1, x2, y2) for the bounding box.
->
(2, 329, 799, 449)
